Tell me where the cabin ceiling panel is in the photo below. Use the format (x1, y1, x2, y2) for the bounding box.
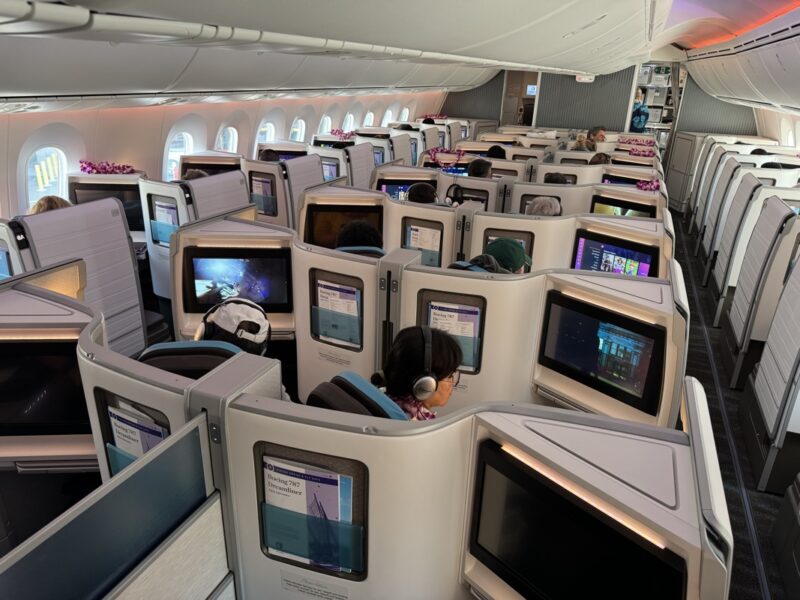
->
(169, 49, 306, 92)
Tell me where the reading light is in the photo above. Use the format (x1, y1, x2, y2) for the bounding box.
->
(501, 443, 668, 549)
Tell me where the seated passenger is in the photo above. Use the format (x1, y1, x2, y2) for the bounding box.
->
(335, 220, 383, 250)
(587, 126, 607, 143)
(421, 118, 436, 125)
(543, 172, 568, 185)
(29, 195, 71, 215)
(750, 148, 770, 155)
(525, 196, 562, 216)
(183, 168, 209, 180)
(486, 145, 506, 159)
(467, 158, 492, 178)
(449, 253, 509, 273)
(485, 237, 531, 273)
(371, 326, 462, 420)
(572, 135, 596, 152)
(589, 152, 611, 165)
(257, 148, 281, 162)
(407, 182, 438, 204)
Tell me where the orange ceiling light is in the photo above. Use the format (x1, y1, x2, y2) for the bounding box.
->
(692, 1, 800, 49)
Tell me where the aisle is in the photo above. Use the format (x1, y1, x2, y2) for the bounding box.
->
(672, 210, 785, 599)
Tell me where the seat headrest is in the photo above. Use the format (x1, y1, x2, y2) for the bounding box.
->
(331, 371, 408, 420)
(336, 246, 386, 258)
(138, 340, 241, 380)
(307, 382, 373, 416)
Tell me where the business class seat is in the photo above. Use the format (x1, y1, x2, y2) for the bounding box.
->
(307, 371, 409, 420)
(138, 340, 241, 380)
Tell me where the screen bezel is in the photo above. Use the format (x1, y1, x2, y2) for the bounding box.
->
(309, 269, 364, 352)
(70, 182, 145, 232)
(417, 289, 486, 374)
(304, 204, 384, 249)
(248, 171, 279, 217)
(402, 217, 444, 267)
(482, 228, 534, 273)
(591, 196, 657, 218)
(538, 290, 666, 415)
(181, 246, 293, 314)
(571, 228, 660, 278)
(468, 439, 687, 600)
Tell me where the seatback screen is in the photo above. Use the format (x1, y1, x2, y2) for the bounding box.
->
(0, 248, 12, 280)
(305, 205, 383, 249)
(572, 229, 659, 278)
(321, 159, 340, 181)
(538, 290, 665, 415)
(378, 179, 436, 201)
(183, 247, 293, 313)
(591, 196, 656, 218)
(373, 148, 384, 167)
(180, 162, 240, 178)
(71, 184, 145, 232)
(249, 171, 278, 217)
(402, 217, 443, 267)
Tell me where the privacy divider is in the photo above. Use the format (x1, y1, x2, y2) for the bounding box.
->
(298, 184, 388, 249)
(509, 182, 664, 218)
(387, 133, 412, 166)
(240, 158, 293, 229)
(284, 154, 325, 229)
(422, 126, 440, 153)
(179, 151, 242, 179)
(345, 142, 377, 189)
(307, 146, 350, 184)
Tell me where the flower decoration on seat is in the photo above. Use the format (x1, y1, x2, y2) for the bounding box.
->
(330, 128, 355, 141)
(79, 160, 136, 174)
(422, 114, 447, 120)
(618, 136, 656, 146)
(426, 146, 464, 167)
(636, 179, 661, 191)
(629, 147, 656, 157)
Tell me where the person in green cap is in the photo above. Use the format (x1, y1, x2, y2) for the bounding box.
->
(483, 237, 531, 273)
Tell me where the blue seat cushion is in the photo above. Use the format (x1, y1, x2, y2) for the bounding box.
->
(138, 340, 241, 380)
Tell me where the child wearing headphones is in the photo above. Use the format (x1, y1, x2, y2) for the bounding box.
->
(371, 326, 463, 420)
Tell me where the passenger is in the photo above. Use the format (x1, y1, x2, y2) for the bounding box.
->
(587, 125, 607, 143)
(396, 124, 414, 131)
(543, 172, 568, 185)
(525, 196, 562, 216)
(572, 135, 595, 152)
(750, 148, 770, 155)
(467, 158, 492, 178)
(484, 237, 531, 273)
(257, 148, 281, 162)
(183, 168, 209, 180)
(29, 195, 72, 215)
(421, 118, 436, 125)
(486, 145, 507, 159)
(335, 220, 383, 249)
(589, 152, 611, 165)
(371, 326, 463, 420)
(407, 182, 438, 204)
(629, 89, 650, 133)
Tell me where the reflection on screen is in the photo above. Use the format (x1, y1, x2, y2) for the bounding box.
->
(381, 183, 411, 201)
(543, 303, 655, 400)
(250, 173, 277, 216)
(314, 280, 362, 349)
(441, 165, 469, 176)
(461, 126, 468, 138)
(404, 224, 442, 267)
(155, 200, 178, 225)
(192, 256, 289, 308)
(603, 174, 640, 186)
(438, 132, 446, 146)
(563, 174, 577, 185)
(429, 301, 480, 372)
(322, 161, 339, 181)
(592, 200, 653, 218)
(0, 341, 89, 435)
(0, 250, 12, 280)
(278, 152, 306, 161)
(574, 236, 653, 277)
(461, 189, 489, 206)
(373, 148, 384, 167)
(307, 206, 382, 249)
(73, 186, 145, 231)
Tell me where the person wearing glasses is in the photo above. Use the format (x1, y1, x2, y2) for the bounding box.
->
(371, 326, 463, 420)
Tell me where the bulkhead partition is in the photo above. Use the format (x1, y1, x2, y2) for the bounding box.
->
(179, 152, 242, 179)
(224, 378, 729, 599)
(486, 158, 531, 182)
(437, 172, 502, 213)
(13, 198, 147, 356)
(382, 199, 457, 268)
(387, 133, 412, 166)
(422, 126, 440, 151)
(284, 154, 325, 229)
(240, 158, 293, 228)
(467, 212, 672, 278)
(345, 142, 377, 189)
(510, 183, 664, 219)
(0, 414, 224, 600)
(397, 267, 687, 427)
(292, 241, 380, 401)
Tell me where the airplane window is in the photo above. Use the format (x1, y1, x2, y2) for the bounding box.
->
(289, 118, 306, 142)
(381, 110, 394, 127)
(215, 126, 238, 153)
(256, 121, 276, 144)
(342, 113, 355, 132)
(26, 147, 67, 208)
(363, 111, 374, 127)
(318, 115, 333, 135)
(164, 132, 193, 181)
(399, 107, 410, 122)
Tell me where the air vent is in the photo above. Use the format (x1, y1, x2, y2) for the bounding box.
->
(0, 102, 39, 113)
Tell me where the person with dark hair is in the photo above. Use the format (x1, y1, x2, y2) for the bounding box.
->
(587, 126, 607, 143)
(630, 89, 650, 133)
(407, 182, 438, 204)
(589, 152, 611, 165)
(750, 148, 770, 155)
(421, 118, 436, 125)
(335, 220, 383, 249)
(257, 148, 281, 162)
(396, 124, 414, 131)
(543, 172, 568, 185)
(371, 326, 463, 420)
(183, 168, 209, 180)
(467, 158, 492, 178)
(486, 145, 506, 159)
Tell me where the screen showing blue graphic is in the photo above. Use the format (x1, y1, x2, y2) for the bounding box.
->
(0, 249, 11, 280)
